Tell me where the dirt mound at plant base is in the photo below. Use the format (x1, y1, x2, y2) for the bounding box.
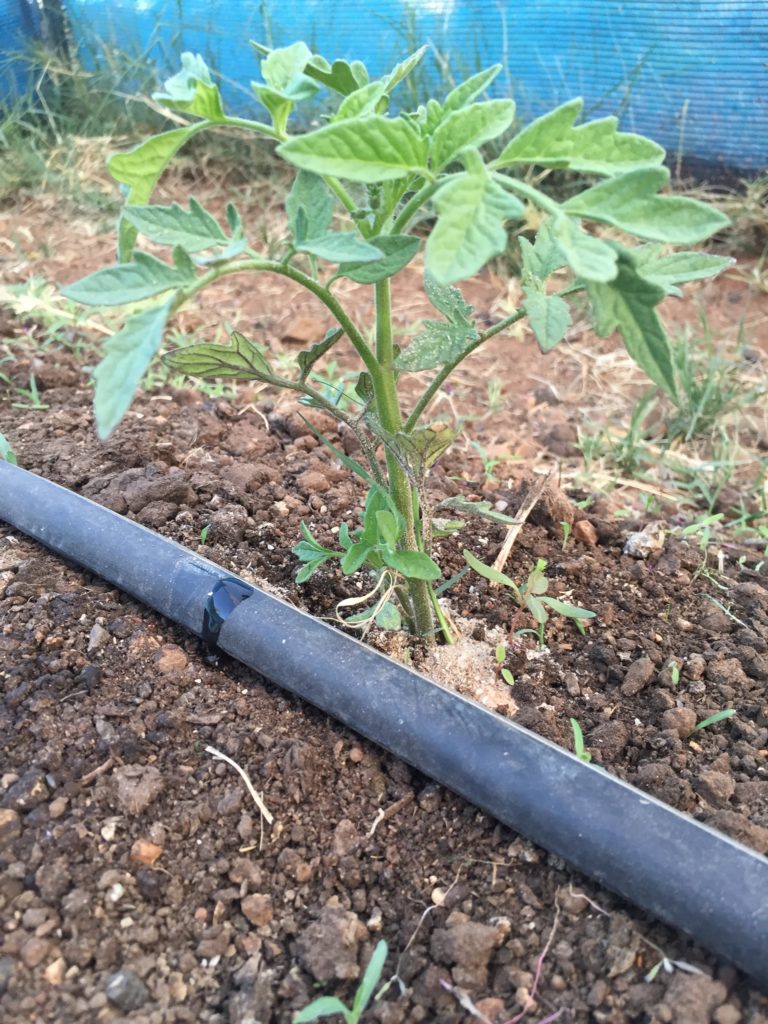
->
(1, 379, 767, 1022)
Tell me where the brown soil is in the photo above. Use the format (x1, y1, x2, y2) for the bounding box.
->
(1, 188, 768, 1023)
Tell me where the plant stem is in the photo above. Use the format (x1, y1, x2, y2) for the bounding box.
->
(391, 181, 440, 233)
(372, 279, 434, 637)
(405, 308, 527, 431)
(172, 258, 378, 378)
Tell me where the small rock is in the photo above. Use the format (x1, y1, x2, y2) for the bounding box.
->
(114, 765, 165, 815)
(713, 1004, 742, 1024)
(332, 819, 360, 857)
(658, 973, 727, 1024)
(1, 769, 49, 812)
(44, 958, 66, 986)
(48, 797, 68, 819)
(417, 785, 442, 813)
(476, 997, 505, 1022)
(87, 623, 110, 653)
(621, 657, 655, 697)
(296, 907, 367, 982)
(130, 839, 163, 866)
(21, 937, 51, 969)
(697, 770, 735, 806)
(154, 644, 188, 675)
(105, 968, 149, 1012)
(0, 957, 15, 994)
(686, 653, 707, 680)
(706, 810, 768, 854)
(588, 721, 630, 761)
(348, 747, 364, 763)
(0, 808, 21, 848)
(572, 520, 598, 546)
(623, 521, 666, 559)
(430, 920, 499, 987)
(210, 504, 249, 545)
(241, 894, 273, 928)
(296, 469, 330, 495)
(661, 707, 698, 738)
(281, 315, 329, 346)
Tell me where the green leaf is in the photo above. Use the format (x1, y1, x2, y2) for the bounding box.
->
(396, 274, 478, 371)
(381, 46, 429, 93)
(519, 221, 566, 281)
(463, 548, 518, 590)
(293, 996, 350, 1022)
(438, 496, 520, 524)
(525, 593, 548, 624)
(540, 596, 595, 619)
(432, 100, 516, 169)
(385, 550, 441, 581)
(563, 168, 730, 244)
(494, 98, 665, 176)
(261, 41, 315, 95)
(335, 81, 387, 120)
(586, 252, 676, 399)
(297, 328, 344, 381)
(443, 65, 502, 115)
(62, 251, 195, 307)
(93, 299, 173, 439)
(692, 708, 736, 733)
(341, 541, 373, 575)
(0, 431, 17, 465)
(286, 170, 335, 242)
(278, 116, 428, 183)
(522, 287, 571, 352)
(632, 247, 733, 297)
(299, 52, 369, 95)
(337, 234, 419, 283)
(108, 126, 204, 259)
(164, 330, 273, 380)
(425, 167, 525, 284)
(552, 216, 618, 283)
(376, 510, 400, 549)
(153, 52, 225, 121)
(122, 198, 228, 252)
(375, 603, 402, 631)
(297, 232, 383, 263)
(352, 940, 388, 1015)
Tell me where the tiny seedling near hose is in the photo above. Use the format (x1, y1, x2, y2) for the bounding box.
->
(464, 550, 596, 645)
(494, 643, 515, 685)
(0, 431, 17, 465)
(570, 717, 592, 763)
(62, 42, 730, 642)
(294, 939, 387, 1023)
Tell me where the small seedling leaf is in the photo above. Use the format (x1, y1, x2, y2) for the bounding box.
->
(93, 299, 173, 439)
(563, 168, 730, 245)
(0, 432, 17, 465)
(519, 222, 566, 281)
(463, 549, 518, 590)
(164, 330, 274, 380)
(278, 116, 428, 183)
(540, 596, 596, 619)
(432, 99, 516, 169)
(297, 232, 384, 263)
(337, 234, 420, 283)
(293, 995, 351, 1023)
(295, 50, 369, 95)
(375, 603, 402, 631)
(494, 98, 665, 176)
(692, 708, 736, 733)
(385, 550, 441, 580)
(381, 46, 429, 93)
(426, 166, 525, 283)
(335, 81, 388, 121)
(261, 41, 316, 96)
(352, 939, 388, 1015)
(586, 252, 676, 399)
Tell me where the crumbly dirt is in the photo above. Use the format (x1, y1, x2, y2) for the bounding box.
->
(1, 188, 768, 1023)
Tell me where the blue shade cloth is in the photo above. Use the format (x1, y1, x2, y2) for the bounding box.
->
(2, 1, 767, 174)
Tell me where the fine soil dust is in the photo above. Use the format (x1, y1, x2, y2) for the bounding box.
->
(1, 187, 767, 1023)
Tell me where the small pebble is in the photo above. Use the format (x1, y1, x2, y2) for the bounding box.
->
(105, 968, 149, 1012)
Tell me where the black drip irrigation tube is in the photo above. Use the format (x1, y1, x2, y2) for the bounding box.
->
(1, 460, 767, 988)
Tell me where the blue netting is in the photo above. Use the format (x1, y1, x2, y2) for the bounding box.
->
(2, 1, 767, 175)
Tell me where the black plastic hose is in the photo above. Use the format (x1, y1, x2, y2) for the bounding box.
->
(1, 460, 766, 987)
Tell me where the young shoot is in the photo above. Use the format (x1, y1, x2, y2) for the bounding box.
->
(61, 41, 731, 642)
(294, 939, 387, 1024)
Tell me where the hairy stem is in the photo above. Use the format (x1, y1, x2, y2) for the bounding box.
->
(404, 308, 527, 431)
(172, 258, 378, 377)
(372, 279, 435, 637)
